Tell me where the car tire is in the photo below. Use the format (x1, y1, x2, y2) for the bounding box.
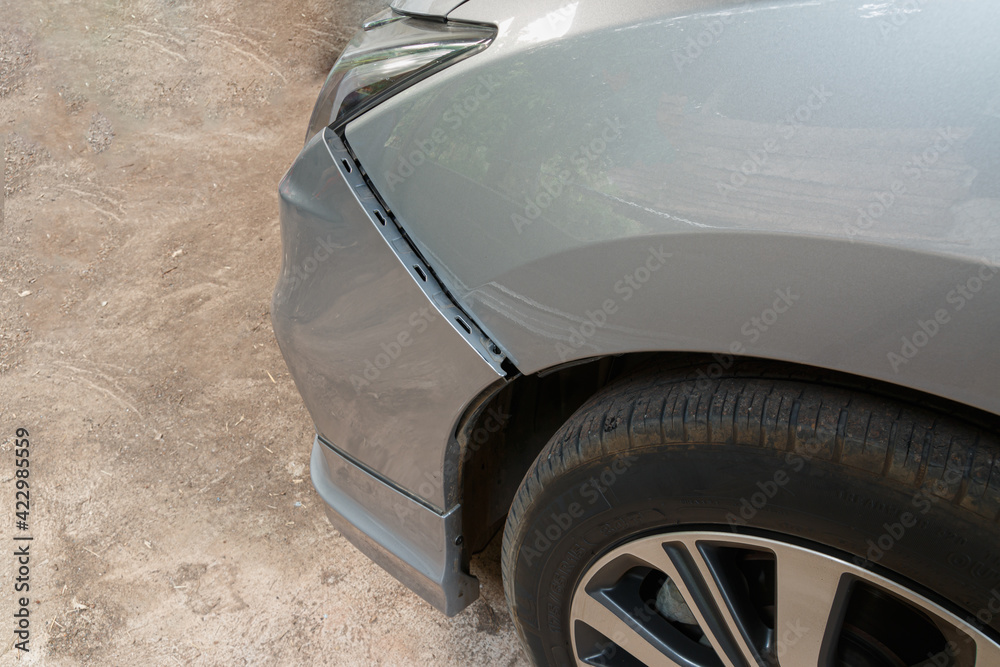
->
(502, 362, 1000, 666)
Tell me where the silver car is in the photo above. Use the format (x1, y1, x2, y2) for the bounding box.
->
(272, 1, 1000, 664)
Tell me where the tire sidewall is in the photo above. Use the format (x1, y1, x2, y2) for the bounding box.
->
(507, 443, 998, 666)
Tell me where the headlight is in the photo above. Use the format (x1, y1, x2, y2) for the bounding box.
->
(305, 9, 496, 143)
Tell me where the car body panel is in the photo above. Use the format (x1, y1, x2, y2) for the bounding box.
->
(346, 0, 1000, 415)
(272, 129, 503, 512)
(390, 0, 467, 18)
(310, 436, 477, 615)
(277, 0, 1000, 619)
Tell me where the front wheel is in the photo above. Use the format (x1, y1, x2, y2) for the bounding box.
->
(502, 366, 1000, 666)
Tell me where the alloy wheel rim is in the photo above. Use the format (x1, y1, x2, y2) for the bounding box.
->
(568, 530, 1000, 667)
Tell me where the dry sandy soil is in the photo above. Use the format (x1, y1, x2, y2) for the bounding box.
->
(0, 0, 527, 664)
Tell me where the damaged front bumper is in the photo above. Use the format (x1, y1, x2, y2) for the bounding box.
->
(272, 129, 506, 615)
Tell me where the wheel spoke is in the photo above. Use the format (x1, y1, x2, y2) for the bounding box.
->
(628, 539, 753, 667)
(973, 633, 1000, 666)
(771, 545, 846, 665)
(570, 531, 1000, 667)
(671, 535, 773, 667)
(572, 591, 687, 667)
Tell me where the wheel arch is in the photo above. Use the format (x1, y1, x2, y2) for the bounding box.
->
(457, 351, 1000, 555)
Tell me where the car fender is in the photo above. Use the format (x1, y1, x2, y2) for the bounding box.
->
(346, 0, 1000, 414)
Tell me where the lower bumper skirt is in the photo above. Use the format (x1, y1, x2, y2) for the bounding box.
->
(310, 435, 479, 616)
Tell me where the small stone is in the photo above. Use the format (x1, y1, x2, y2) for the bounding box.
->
(86, 112, 114, 153)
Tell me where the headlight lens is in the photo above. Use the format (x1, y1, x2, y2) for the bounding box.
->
(305, 9, 495, 143)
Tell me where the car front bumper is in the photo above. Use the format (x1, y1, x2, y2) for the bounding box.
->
(272, 129, 505, 615)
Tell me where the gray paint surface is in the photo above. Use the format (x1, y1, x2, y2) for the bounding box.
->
(389, 0, 467, 17)
(347, 0, 1000, 415)
(310, 437, 477, 615)
(272, 130, 502, 510)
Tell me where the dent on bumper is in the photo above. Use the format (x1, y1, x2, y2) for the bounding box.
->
(272, 129, 505, 614)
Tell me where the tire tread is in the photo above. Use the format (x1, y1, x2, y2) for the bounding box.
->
(502, 361, 1000, 612)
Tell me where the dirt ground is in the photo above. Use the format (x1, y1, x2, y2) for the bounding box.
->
(0, 0, 527, 664)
